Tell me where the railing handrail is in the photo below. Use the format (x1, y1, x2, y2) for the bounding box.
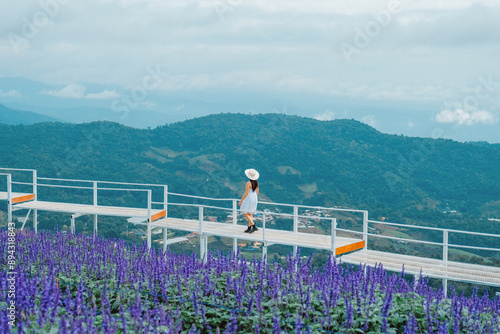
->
(164, 201, 359, 223)
(0, 167, 37, 172)
(259, 200, 367, 214)
(166, 191, 368, 214)
(368, 219, 500, 239)
(37, 177, 166, 189)
(37, 184, 94, 190)
(367, 233, 500, 253)
(35, 183, 154, 194)
(36, 177, 165, 187)
(167, 191, 235, 202)
(10, 181, 34, 186)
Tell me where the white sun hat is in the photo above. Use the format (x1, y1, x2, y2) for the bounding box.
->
(245, 168, 260, 180)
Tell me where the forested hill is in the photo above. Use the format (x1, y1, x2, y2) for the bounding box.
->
(0, 104, 58, 125)
(0, 113, 499, 229)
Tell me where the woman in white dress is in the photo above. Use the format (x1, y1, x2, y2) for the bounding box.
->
(239, 169, 259, 233)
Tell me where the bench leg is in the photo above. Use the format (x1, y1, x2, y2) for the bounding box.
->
(163, 228, 168, 253)
(33, 210, 37, 233)
(70, 216, 75, 234)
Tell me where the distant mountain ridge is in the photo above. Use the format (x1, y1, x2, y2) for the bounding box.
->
(0, 113, 499, 232)
(0, 104, 59, 125)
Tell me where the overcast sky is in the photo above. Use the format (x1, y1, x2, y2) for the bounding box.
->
(1, 0, 499, 142)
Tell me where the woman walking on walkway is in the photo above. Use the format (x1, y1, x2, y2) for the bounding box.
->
(239, 169, 259, 233)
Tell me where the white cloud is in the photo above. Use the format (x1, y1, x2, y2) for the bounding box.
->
(362, 115, 377, 127)
(45, 84, 86, 99)
(85, 90, 120, 99)
(0, 89, 22, 98)
(314, 110, 335, 121)
(435, 105, 498, 125)
(140, 101, 156, 109)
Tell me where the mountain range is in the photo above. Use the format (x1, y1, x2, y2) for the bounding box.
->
(2, 76, 499, 143)
(0, 104, 58, 125)
(0, 113, 499, 234)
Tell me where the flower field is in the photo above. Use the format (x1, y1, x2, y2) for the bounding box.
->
(1, 230, 499, 333)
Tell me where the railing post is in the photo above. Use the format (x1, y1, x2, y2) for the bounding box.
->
(233, 199, 237, 254)
(33, 210, 38, 233)
(33, 170, 37, 198)
(147, 190, 152, 249)
(70, 215, 75, 234)
(262, 213, 267, 262)
(7, 174, 12, 224)
(443, 229, 449, 297)
(93, 181, 98, 236)
(232, 200, 237, 225)
(443, 230, 448, 263)
(199, 206, 206, 262)
(331, 218, 337, 262)
(363, 211, 368, 250)
(163, 228, 168, 253)
(33, 170, 38, 233)
(164, 185, 168, 217)
(93, 182, 98, 206)
(293, 205, 298, 257)
(293, 205, 298, 233)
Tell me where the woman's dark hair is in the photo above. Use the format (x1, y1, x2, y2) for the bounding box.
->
(250, 179, 258, 192)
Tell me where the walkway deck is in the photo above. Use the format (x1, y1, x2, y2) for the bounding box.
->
(342, 249, 500, 287)
(152, 218, 365, 256)
(13, 200, 166, 221)
(0, 191, 35, 204)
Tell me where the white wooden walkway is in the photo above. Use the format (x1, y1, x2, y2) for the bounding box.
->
(151, 218, 365, 255)
(2, 168, 499, 291)
(13, 200, 166, 221)
(342, 249, 500, 287)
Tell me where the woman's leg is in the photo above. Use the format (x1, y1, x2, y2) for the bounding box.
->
(243, 213, 254, 226)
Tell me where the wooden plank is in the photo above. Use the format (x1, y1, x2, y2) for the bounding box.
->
(335, 240, 365, 256)
(0, 192, 32, 201)
(12, 194, 35, 204)
(151, 210, 166, 222)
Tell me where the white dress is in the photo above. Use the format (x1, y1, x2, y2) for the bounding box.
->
(241, 187, 258, 214)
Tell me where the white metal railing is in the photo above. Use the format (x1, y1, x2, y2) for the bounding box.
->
(0, 173, 12, 223)
(2, 168, 499, 288)
(161, 191, 369, 255)
(34, 177, 168, 248)
(367, 219, 500, 265)
(0, 168, 37, 196)
(162, 200, 346, 262)
(13, 176, 168, 209)
(5, 173, 170, 248)
(158, 193, 500, 271)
